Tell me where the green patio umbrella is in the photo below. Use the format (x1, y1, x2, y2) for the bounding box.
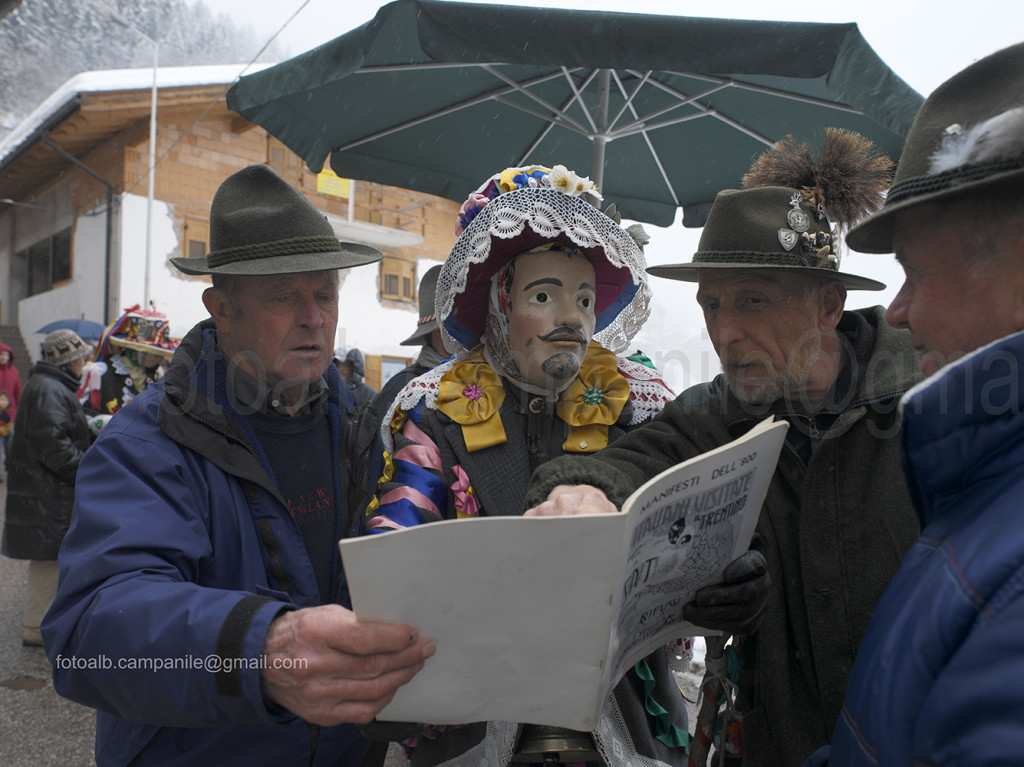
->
(227, 0, 923, 228)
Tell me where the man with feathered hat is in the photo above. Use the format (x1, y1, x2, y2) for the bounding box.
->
(806, 42, 1024, 766)
(365, 164, 685, 766)
(41, 165, 434, 766)
(525, 131, 923, 766)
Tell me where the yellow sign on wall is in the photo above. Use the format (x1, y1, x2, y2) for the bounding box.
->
(317, 168, 350, 199)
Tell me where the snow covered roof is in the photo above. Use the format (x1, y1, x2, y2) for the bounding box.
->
(0, 63, 270, 167)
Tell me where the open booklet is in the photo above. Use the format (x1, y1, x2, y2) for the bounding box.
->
(340, 416, 788, 731)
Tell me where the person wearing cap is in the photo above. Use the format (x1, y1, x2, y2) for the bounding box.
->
(1, 329, 93, 647)
(805, 43, 1024, 767)
(41, 165, 435, 767)
(369, 263, 449, 426)
(333, 346, 378, 417)
(365, 165, 683, 767)
(525, 132, 923, 766)
(80, 304, 180, 425)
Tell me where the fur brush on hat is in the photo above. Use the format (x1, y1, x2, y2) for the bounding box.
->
(742, 128, 895, 229)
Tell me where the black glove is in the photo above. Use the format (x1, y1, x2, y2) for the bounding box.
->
(357, 719, 423, 743)
(681, 546, 770, 635)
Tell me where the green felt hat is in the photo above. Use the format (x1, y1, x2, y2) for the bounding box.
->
(648, 186, 885, 291)
(171, 164, 382, 276)
(847, 42, 1024, 253)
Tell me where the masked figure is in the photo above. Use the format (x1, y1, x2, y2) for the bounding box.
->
(367, 165, 686, 767)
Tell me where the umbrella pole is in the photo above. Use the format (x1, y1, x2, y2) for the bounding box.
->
(590, 68, 611, 192)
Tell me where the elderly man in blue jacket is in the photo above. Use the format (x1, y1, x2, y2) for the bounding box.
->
(42, 165, 435, 767)
(804, 42, 1024, 766)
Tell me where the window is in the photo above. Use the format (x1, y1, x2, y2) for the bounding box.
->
(266, 135, 305, 188)
(380, 258, 416, 303)
(15, 227, 72, 296)
(184, 217, 209, 260)
(380, 356, 413, 388)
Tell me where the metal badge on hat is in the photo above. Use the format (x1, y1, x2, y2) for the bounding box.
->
(785, 193, 811, 233)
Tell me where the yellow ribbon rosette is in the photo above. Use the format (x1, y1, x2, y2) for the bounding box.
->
(557, 342, 630, 452)
(435, 355, 507, 452)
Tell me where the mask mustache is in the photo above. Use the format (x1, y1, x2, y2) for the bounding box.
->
(537, 327, 586, 343)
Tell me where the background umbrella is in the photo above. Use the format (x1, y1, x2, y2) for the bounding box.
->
(227, 0, 923, 227)
(36, 318, 106, 343)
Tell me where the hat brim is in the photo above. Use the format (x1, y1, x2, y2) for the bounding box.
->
(847, 167, 1024, 254)
(108, 337, 177, 357)
(170, 243, 382, 276)
(647, 261, 886, 291)
(400, 321, 438, 346)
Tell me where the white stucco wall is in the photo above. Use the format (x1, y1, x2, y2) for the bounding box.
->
(18, 200, 114, 362)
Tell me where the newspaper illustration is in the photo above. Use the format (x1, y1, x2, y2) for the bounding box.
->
(339, 416, 788, 731)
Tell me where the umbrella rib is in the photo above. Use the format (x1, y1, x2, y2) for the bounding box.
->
(332, 66, 582, 153)
(640, 131, 680, 206)
(725, 79, 863, 114)
(606, 80, 734, 140)
(491, 95, 592, 137)
(607, 70, 680, 207)
(355, 61, 507, 73)
(482, 65, 593, 136)
(632, 69, 862, 118)
(559, 66, 599, 134)
(516, 72, 602, 165)
(606, 69, 652, 134)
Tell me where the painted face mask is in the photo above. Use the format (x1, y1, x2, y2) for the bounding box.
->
(483, 244, 597, 394)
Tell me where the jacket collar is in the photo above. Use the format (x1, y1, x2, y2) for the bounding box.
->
(30, 361, 81, 392)
(900, 327, 1024, 521)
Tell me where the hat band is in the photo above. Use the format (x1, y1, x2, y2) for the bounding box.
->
(886, 156, 1024, 205)
(206, 235, 342, 268)
(693, 251, 839, 271)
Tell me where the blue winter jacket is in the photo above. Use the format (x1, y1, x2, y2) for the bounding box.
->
(42, 320, 376, 767)
(806, 329, 1024, 765)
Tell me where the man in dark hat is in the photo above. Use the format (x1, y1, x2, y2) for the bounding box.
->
(526, 132, 923, 766)
(369, 263, 448, 425)
(805, 42, 1024, 767)
(42, 165, 434, 767)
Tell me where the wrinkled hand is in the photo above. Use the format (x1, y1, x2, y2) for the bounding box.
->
(261, 604, 434, 726)
(681, 548, 770, 635)
(524, 484, 618, 516)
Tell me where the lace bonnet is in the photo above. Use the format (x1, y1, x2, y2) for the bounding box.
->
(437, 165, 651, 356)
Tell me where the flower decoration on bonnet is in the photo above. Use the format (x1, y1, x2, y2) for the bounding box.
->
(455, 165, 602, 235)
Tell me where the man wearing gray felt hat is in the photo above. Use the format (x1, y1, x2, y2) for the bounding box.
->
(43, 164, 435, 766)
(527, 130, 924, 766)
(807, 41, 1024, 767)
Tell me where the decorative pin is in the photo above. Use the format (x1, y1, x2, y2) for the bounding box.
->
(786, 207, 810, 233)
(778, 228, 799, 251)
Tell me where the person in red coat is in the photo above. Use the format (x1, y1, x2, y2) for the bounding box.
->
(0, 342, 22, 474)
